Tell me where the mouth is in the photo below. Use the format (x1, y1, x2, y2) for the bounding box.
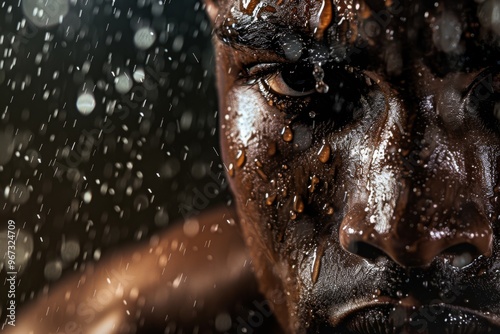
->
(326, 300, 500, 334)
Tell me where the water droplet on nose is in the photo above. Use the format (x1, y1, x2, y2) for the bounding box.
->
(282, 127, 294, 142)
(236, 149, 246, 168)
(293, 195, 304, 213)
(317, 143, 331, 163)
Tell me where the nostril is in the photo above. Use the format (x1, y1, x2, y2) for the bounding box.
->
(442, 243, 481, 268)
(347, 241, 387, 262)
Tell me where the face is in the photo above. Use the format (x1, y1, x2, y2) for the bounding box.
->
(207, 0, 500, 332)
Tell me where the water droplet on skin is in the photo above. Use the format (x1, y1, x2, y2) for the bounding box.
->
(324, 204, 334, 215)
(293, 195, 304, 213)
(228, 163, 235, 177)
(236, 149, 246, 168)
(310, 176, 320, 193)
(311, 242, 325, 284)
(309, 111, 317, 118)
(396, 290, 404, 298)
(290, 210, 297, 220)
(256, 167, 268, 181)
(317, 143, 331, 163)
(265, 193, 277, 206)
(267, 140, 277, 156)
(282, 126, 294, 142)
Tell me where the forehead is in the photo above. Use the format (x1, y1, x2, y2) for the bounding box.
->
(214, 0, 500, 74)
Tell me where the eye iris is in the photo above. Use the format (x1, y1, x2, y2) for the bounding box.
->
(281, 66, 316, 93)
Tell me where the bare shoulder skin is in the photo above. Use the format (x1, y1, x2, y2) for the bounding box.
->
(6, 207, 278, 333)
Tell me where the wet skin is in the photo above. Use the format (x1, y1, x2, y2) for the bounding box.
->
(7, 0, 500, 333)
(207, 0, 500, 332)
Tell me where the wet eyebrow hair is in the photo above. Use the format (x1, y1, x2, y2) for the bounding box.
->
(214, 18, 296, 55)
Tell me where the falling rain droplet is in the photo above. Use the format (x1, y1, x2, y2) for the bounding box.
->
(313, 64, 329, 94)
(282, 126, 294, 142)
(76, 93, 96, 115)
(134, 27, 156, 50)
(114, 73, 133, 94)
(61, 240, 81, 263)
(133, 68, 146, 82)
(317, 143, 331, 163)
(44, 260, 63, 281)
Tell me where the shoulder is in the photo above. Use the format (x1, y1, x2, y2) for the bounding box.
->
(10, 207, 279, 333)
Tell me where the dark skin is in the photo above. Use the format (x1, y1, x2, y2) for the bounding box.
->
(7, 0, 500, 333)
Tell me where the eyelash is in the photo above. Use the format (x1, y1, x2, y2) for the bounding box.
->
(242, 63, 315, 110)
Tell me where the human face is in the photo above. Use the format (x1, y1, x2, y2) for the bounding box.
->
(207, 0, 500, 332)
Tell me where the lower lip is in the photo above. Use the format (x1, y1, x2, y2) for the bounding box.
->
(331, 304, 497, 334)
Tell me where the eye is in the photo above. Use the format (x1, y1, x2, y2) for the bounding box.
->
(465, 68, 500, 132)
(264, 65, 316, 97)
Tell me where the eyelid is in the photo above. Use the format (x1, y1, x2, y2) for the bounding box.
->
(264, 73, 316, 97)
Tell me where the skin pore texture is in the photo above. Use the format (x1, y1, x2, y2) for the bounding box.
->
(6, 0, 500, 333)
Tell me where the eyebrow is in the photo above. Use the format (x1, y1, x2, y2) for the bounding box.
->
(215, 19, 283, 51)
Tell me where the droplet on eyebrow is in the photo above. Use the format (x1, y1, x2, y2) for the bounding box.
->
(313, 64, 330, 94)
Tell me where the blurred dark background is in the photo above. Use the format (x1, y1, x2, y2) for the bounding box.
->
(0, 0, 229, 323)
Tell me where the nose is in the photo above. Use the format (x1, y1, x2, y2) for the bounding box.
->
(339, 204, 493, 268)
